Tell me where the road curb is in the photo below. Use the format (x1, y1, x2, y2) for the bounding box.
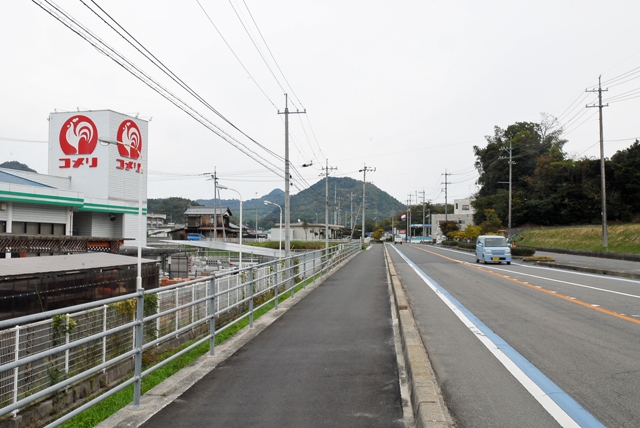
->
(384, 245, 454, 428)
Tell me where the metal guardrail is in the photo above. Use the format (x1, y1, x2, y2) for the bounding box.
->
(0, 242, 361, 427)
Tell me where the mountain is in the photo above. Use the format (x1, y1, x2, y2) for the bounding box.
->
(0, 161, 37, 173)
(289, 176, 404, 227)
(197, 188, 285, 220)
(149, 179, 404, 231)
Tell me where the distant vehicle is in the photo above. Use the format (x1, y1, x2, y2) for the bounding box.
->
(394, 235, 403, 244)
(475, 235, 511, 264)
(420, 236, 434, 244)
(187, 233, 206, 241)
(436, 236, 445, 244)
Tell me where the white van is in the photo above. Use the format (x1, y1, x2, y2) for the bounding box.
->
(475, 235, 511, 264)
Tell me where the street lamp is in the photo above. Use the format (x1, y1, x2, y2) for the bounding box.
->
(264, 200, 282, 254)
(98, 138, 144, 279)
(218, 185, 242, 268)
(99, 137, 144, 405)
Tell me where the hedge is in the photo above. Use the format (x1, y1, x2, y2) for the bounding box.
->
(511, 247, 535, 256)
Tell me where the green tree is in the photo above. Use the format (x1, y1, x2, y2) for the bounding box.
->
(610, 140, 640, 221)
(370, 227, 384, 241)
(473, 114, 567, 226)
(439, 221, 459, 238)
(464, 225, 482, 241)
(480, 209, 502, 234)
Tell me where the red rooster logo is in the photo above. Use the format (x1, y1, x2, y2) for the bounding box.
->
(116, 120, 142, 159)
(59, 115, 98, 155)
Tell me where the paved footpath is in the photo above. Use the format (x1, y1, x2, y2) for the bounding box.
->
(138, 245, 404, 428)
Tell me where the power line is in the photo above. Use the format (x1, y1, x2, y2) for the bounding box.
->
(240, 0, 304, 109)
(35, 0, 286, 180)
(195, 0, 278, 111)
(227, 0, 297, 109)
(84, 0, 285, 164)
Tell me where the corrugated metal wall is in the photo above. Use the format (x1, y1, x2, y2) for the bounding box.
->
(91, 212, 117, 238)
(123, 213, 146, 245)
(12, 203, 68, 223)
(73, 212, 93, 236)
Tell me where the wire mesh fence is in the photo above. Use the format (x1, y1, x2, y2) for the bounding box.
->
(0, 242, 360, 426)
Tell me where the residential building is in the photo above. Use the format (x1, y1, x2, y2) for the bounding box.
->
(431, 198, 475, 239)
(184, 206, 236, 238)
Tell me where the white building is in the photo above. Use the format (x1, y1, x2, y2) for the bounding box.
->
(0, 110, 148, 257)
(431, 198, 475, 239)
(268, 222, 343, 242)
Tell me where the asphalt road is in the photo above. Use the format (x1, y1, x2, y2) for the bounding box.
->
(140, 245, 404, 428)
(388, 243, 640, 428)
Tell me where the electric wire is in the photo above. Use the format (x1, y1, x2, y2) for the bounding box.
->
(227, 0, 296, 109)
(0, 136, 48, 144)
(240, 0, 305, 110)
(195, 0, 278, 111)
(197, 0, 325, 195)
(34, 0, 286, 180)
(85, 0, 285, 164)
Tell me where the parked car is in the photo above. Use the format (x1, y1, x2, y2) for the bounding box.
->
(187, 233, 206, 241)
(475, 235, 511, 264)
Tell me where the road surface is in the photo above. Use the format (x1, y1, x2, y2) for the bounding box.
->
(388, 243, 640, 427)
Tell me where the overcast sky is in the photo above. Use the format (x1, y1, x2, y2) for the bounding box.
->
(2, 1, 640, 207)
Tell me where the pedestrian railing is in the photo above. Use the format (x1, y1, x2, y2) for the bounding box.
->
(0, 242, 361, 427)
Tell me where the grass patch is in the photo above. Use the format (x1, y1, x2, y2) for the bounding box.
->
(520, 224, 640, 253)
(60, 276, 318, 428)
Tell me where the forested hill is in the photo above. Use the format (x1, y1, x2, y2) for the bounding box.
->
(289, 176, 404, 226)
(0, 161, 37, 172)
(148, 177, 404, 229)
(473, 119, 640, 227)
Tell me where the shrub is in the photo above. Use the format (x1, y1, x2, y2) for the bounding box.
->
(457, 241, 476, 250)
(512, 247, 536, 256)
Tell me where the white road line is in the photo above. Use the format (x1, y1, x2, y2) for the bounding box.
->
(481, 265, 640, 299)
(391, 245, 604, 428)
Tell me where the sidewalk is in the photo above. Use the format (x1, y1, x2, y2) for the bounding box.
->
(100, 245, 405, 428)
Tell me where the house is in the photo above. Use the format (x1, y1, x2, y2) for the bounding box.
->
(183, 206, 237, 239)
(431, 198, 475, 239)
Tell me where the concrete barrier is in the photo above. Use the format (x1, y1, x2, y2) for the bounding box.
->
(384, 245, 454, 428)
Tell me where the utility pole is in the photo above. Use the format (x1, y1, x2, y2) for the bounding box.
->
(278, 94, 306, 256)
(419, 190, 426, 241)
(406, 195, 412, 242)
(359, 164, 375, 244)
(207, 169, 218, 240)
(333, 184, 338, 224)
(442, 170, 451, 222)
(587, 76, 609, 248)
(322, 160, 337, 250)
(350, 192, 354, 229)
(499, 143, 515, 239)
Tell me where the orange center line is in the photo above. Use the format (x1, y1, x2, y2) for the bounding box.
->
(409, 245, 640, 326)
